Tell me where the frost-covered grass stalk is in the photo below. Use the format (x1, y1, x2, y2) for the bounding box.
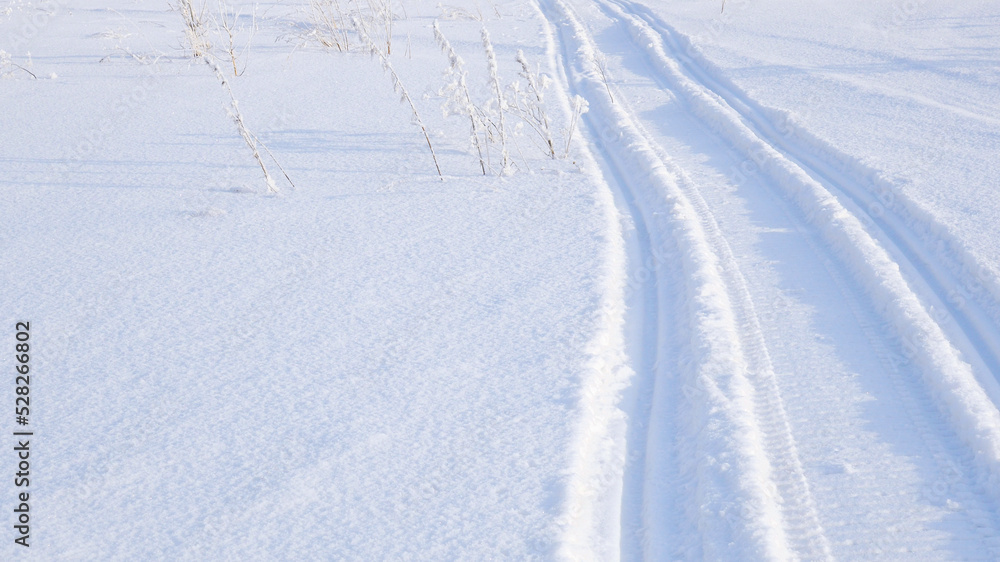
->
(434, 21, 486, 175)
(564, 95, 589, 158)
(212, 0, 256, 76)
(512, 49, 554, 158)
(592, 52, 613, 103)
(305, 0, 395, 53)
(433, 29, 590, 166)
(176, 1, 293, 193)
(348, 0, 394, 54)
(204, 57, 293, 194)
(308, 0, 351, 51)
(370, 0, 394, 55)
(0, 49, 36, 79)
(355, 16, 442, 178)
(178, 0, 211, 57)
(481, 26, 510, 175)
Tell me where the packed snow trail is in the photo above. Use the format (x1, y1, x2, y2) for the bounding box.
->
(605, 0, 1000, 401)
(595, 0, 1000, 516)
(538, 1, 798, 558)
(542, 0, 1000, 558)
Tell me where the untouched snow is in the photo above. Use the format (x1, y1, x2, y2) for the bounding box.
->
(2, 1, 615, 557)
(2, 0, 1000, 559)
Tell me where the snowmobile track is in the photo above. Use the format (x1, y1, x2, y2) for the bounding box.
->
(538, 0, 824, 558)
(542, 0, 1000, 559)
(607, 0, 1000, 389)
(597, 0, 1000, 514)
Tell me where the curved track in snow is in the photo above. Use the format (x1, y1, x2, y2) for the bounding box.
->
(541, 0, 1000, 559)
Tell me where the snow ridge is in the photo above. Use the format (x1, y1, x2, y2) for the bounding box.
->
(530, 3, 633, 558)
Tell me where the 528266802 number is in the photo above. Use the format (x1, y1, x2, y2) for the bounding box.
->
(15, 323, 30, 426)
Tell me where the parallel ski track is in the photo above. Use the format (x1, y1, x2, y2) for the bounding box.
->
(537, 0, 824, 558)
(612, 52, 834, 560)
(609, 0, 1000, 399)
(595, 0, 1000, 515)
(540, 0, 1000, 558)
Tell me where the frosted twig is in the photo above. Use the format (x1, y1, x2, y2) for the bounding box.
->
(481, 26, 510, 175)
(204, 56, 282, 193)
(355, 16, 442, 178)
(564, 95, 589, 158)
(514, 49, 555, 158)
(434, 21, 486, 174)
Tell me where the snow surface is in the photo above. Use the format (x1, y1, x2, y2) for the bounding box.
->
(2, 0, 1000, 559)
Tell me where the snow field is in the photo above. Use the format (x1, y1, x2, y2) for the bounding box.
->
(2, 0, 1000, 559)
(1, 0, 622, 558)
